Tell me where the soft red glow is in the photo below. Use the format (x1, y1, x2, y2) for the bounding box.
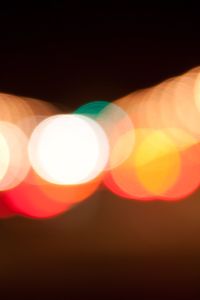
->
(4, 168, 102, 218)
(4, 170, 71, 219)
(0, 195, 15, 218)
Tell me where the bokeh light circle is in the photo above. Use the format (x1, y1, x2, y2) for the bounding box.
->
(75, 101, 135, 169)
(0, 121, 30, 191)
(28, 114, 109, 185)
(133, 129, 181, 196)
(0, 133, 10, 181)
(4, 169, 71, 219)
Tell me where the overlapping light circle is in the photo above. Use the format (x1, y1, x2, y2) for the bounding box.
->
(28, 114, 109, 185)
(75, 101, 135, 169)
(0, 121, 30, 191)
(0, 133, 10, 182)
(1, 66, 200, 219)
(105, 128, 181, 200)
(4, 169, 71, 219)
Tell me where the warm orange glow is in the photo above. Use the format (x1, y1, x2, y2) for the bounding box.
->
(172, 72, 200, 139)
(34, 171, 102, 205)
(0, 133, 10, 182)
(1, 65, 200, 217)
(104, 171, 147, 199)
(108, 129, 154, 200)
(133, 130, 181, 196)
(19, 96, 58, 136)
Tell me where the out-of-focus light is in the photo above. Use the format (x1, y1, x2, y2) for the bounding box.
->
(4, 169, 71, 219)
(76, 101, 135, 169)
(0, 122, 30, 191)
(144, 79, 176, 129)
(194, 72, 200, 114)
(0, 93, 58, 138)
(32, 167, 102, 205)
(0, 195, 15, 218)
(28, 114, 109, 185)
(161, 141, 200, 200)
(133, 130, 180, 196)
(107, 129, 181, 200)
(172, 73, 200, 139)
(106, 129, 153, 200)
(19, 96, 59, 136)
(97, 103, 135, 169)
(104, 171, 141, 199)
(75, 100, 110, 117)
(0, 133, 10, 181)
(114, 88, 151, 128)
(4, 169, 101, 218)
(2, 65, 200, 218)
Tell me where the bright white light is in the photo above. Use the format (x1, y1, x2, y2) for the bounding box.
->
(28, 114, 109, 185)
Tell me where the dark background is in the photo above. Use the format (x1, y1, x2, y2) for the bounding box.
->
(0, 3, 200, 298)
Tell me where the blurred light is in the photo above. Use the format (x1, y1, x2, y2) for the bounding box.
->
(114, 88, 151, 128)
(172, 72, 200, 139)
(161, 142, 200, 200)
(19, 96, 58, 136)
(0, 133, 10, 181)
(76, 101, 135, 169)
(4, 168, 102, 218)
(4, 169, 71, 219)
(104, 171, 142, 199)
(0, 122, 30, 191)
(32, 169, 102, 205)
(0, 195, 15, 218)
(106, 129, 182, 200)
(106, 129, 153, 200)
(1, 65, 200, 218)
(75, 100, 110, 117)
(97, 103, 135, 169)
(133, 130, 180, 196)
(28, 114, 109, 185)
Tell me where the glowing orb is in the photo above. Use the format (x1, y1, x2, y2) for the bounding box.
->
(106, 129, 153, 200)
(0, 122, 30, 191)
(0, 133, 10, 182)
(75, 100, 110, 118)
(4, 168, 101, 219)
(75, 101, 135, 169)
(0, 194, 15, 218)
(28, 114, 109, 185)
(134, 130, 181, 196)
(4, 169, 71, 219)
(108, 129, 181, 200)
